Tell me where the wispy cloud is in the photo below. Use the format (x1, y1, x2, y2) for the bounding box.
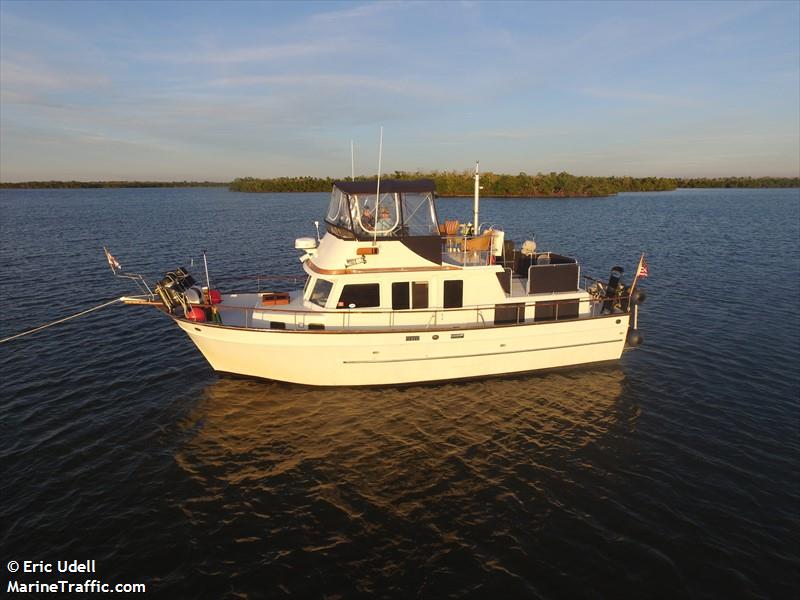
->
(140, 41, 336, 65)
(578, 87, 701, 108)
(1, 59, 109, 91)
(308, 2, 399, 24)
(206, 73, 447, 100)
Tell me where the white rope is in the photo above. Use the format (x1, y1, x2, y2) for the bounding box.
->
(0, 298, 122, 344)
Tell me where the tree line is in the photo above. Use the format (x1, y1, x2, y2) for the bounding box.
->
(675, 177, 799, 188)
(229, 171, 799, 196)
(2, 174, 797, 193)
(0, 180, 228, 189)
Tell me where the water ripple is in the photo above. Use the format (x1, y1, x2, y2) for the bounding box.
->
(1, 188, 798, 598)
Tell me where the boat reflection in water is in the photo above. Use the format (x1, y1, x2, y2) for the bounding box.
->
(170, 367, 637, 595)
(174, 366, 634, 519)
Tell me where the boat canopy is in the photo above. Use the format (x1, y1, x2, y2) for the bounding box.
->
(326, 179, 439, 240)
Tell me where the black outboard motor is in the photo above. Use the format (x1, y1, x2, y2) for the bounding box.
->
(601, 266, 624, 314)
(154, 267, 196, 313)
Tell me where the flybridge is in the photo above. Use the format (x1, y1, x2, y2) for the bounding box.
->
(325, 179, 440, 241)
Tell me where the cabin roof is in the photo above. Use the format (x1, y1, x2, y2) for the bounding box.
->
(333, 179, 435, 195)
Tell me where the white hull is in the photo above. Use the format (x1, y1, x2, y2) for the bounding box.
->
(175, 314, 630, 386)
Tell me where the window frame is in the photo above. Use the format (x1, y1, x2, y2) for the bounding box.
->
(336, 283, 381, 309)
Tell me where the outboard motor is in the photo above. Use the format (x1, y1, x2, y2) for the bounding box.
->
(601, 266, 624, 314)
(154, 267, 197, 313)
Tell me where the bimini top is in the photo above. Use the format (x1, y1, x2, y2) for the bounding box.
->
(326, 179, 440, 241)
(333, 179, 435, 195)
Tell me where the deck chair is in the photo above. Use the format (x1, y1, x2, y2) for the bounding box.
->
(444, 220, 460, 235)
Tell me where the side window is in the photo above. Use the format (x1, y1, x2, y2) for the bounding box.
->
(444, 280, 463, 308)
(412, 282, 429, 309)
(310, 279, 333, 307)
(392, 282, 410, 310)
(337, 283, 380, 309)
(391, 282, 428, 309)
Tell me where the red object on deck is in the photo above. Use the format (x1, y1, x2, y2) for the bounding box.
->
(209, 289, 222, 304)
(186, 307, 207, 322)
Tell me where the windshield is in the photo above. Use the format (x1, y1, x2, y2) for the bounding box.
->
(352, 192, 400, 237)
(309, 279, 333, 307)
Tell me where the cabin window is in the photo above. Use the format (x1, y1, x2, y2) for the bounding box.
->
(310, 279, 333, 307)
(412, 282, 429, 309)
(337, 283, 380, 309)
(444, 280, 463, 308)
(392, 282, 410, 310)
(391, 281, 428, 309)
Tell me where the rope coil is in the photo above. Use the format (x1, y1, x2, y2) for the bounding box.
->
(0, 298, 122, 344)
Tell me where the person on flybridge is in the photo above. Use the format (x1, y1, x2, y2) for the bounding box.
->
(377, 207, 393, 231)
(360, 207, 374, 230)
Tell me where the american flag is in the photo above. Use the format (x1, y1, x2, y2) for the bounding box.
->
(636, 254, 649, 278)
(104, 247, 121, 272)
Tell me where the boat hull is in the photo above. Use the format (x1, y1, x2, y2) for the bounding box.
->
(174, 314, 630, 386)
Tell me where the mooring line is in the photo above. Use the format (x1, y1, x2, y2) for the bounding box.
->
(0, 298, 122, 344)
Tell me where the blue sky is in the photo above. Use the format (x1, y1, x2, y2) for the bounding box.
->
(1, 0, 798, 181)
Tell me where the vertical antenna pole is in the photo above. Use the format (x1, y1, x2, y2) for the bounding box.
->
(373, 127, 383, 245)
(202, 249, 211, 293)
(351, 140, 355, 181)
(473, 161, 480, 235)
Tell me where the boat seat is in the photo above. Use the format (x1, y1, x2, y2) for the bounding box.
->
(464, 233, 492, 251)
(444, 220, 460, 235)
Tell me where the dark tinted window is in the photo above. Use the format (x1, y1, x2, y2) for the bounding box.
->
(412, 282, 429, 309)
(392, 281, 429, 309)
(392, 282, 410, 310)
(337, 284, 380, 309)
(444, 280, 463, 308)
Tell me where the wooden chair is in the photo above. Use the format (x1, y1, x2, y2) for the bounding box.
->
(444, 220, 459, 235)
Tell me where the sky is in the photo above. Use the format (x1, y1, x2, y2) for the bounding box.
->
(1, 0, 798, 181)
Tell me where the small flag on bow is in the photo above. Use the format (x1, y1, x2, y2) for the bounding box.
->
(636, 254, 649, 279)
(104, 247, 121, 273)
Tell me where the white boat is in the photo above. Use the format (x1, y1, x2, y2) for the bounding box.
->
(122, 170, 646, 386)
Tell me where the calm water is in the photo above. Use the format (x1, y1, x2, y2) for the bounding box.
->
(1, 187, 798, 598)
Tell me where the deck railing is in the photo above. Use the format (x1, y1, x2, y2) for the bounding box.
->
(211, 292, 631, 331)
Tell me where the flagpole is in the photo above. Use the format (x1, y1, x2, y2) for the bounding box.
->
(629, 253, 645, 298)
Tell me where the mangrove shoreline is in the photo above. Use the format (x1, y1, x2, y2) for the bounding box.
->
(1, 172, 798, 196)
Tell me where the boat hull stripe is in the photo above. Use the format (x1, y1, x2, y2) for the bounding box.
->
(342, 338, 622, 364)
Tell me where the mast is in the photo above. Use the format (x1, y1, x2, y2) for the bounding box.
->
(373, 127, 383, 245)
(350, 139, 355, 181)
(473, 161, 480, 235)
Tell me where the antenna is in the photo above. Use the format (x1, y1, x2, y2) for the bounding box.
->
(473, 161, 480, 235)
(373, 127, 383, 245)
(202, 249, 211, 291)
(350, 139, 355, 181)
